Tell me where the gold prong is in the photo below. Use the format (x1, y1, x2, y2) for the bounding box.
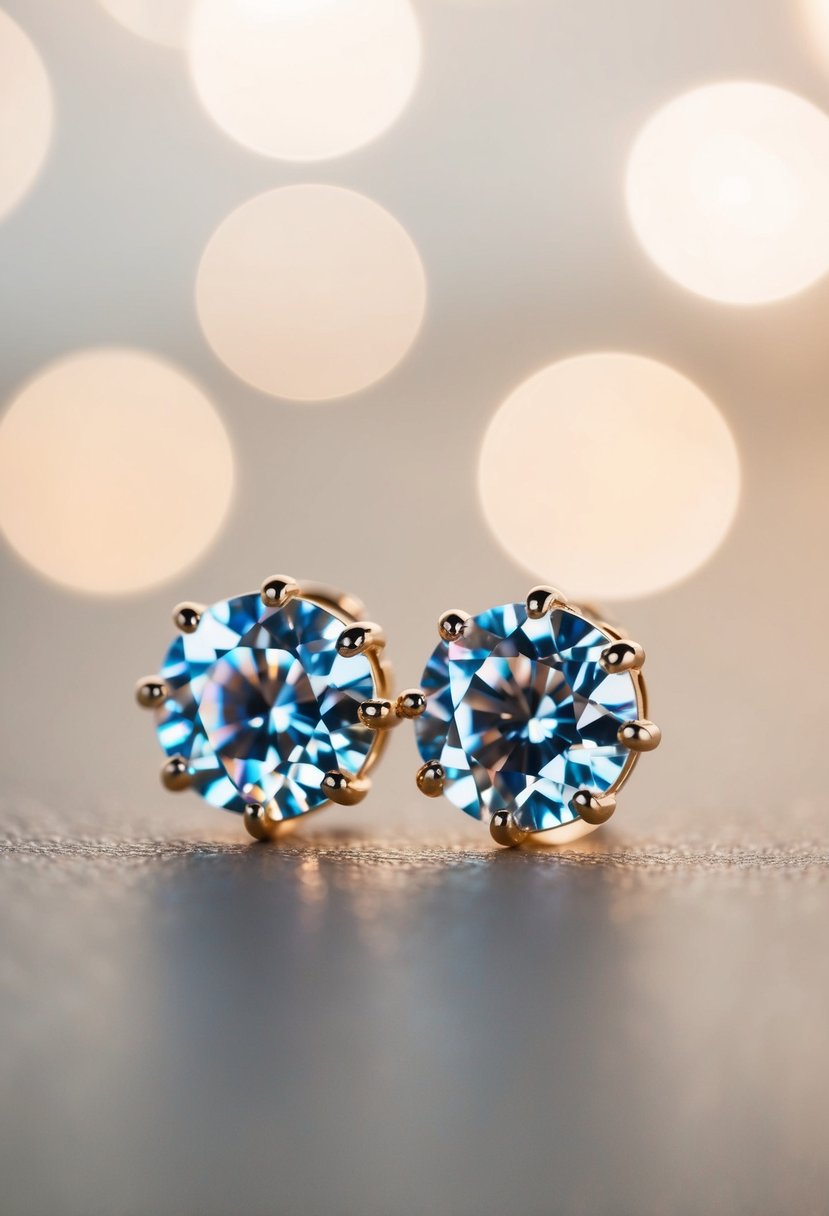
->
(525, 585, 567, 619)
(618, 719, 662, 752)
(395, 689, 427, 719)
(336, 621, 385, 658)
(358, 699, 399, 730)
(260, 574, 299, 609)
(135, 676, 167, 709)
(415, 761, 445, 797)
(321, 770, 371, 806)
(173, 602, 204, 634)
(243, 803, 272, 841)
(438, 610, 469, 643)
(599, 639, 645, 674)
(571, 789, 617, 825)
(161, 756, 191, 791)
(489, 810, 529, 848)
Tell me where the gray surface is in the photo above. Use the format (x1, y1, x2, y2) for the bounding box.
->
(2, 824, 829, 1216)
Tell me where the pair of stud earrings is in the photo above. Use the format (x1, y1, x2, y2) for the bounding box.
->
(136, 575, 660, 848)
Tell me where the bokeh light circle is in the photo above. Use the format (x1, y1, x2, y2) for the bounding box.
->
(0, 349, 234, 595)
(196, 185, 427, 401)
(0, 10, 52, 222)
(187, 0, 421, 161)
(98, 0, 193, 47)
(478, 353, 741, 600)
(626, 82, 829, 304)
(803, 0, 829, 69)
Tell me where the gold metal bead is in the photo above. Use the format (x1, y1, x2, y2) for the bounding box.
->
(172, 602, 204, 634)
(321, 770, 371, 806)
(161, 756, 191, 791)
(260, 574, 299, 609)
(358, 699, 399, 730)
(415, 761, 445, 797)
(336, 621, 386, 658)
(489, 810, 528, 848)
(243, 803, 272, 841)
(395, 688, 426, 719)
(438, 610, 469, 643)
(617, 719, 662, 752)
(525, 585, 567, 619)
(571, 789, 617, 825)
(135, 676, 167, 709)
(599, 639, 645, 674)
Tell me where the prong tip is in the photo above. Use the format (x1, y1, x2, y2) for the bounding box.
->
(135, 677, 167, 709)
(599, 639, 645, 674)
(336, 621, 385, 658)
(571, 789, 616, 825)
(438, 610, 469, 643)
(396, 689, 427, 719)
(173, 602, 202, 634)
(260, 575, 299, 609)
(161, 756, 191, 792)
(525, 585, 567, 619)
(415, 761, 445, 797)
(321, 770, 369, 806)
(358, 699, 397, 729)
(489, 810, 527, 847)
(618, 719, 661, 752)
(243, 803, 272, 841)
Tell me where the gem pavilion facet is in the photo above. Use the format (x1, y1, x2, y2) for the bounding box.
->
(154, 594, 377, 819)
(414, 602, 640, 831)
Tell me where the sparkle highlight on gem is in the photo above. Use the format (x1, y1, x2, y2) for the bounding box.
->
(154, 595, 377, 819)
(414, 603, 639, 832)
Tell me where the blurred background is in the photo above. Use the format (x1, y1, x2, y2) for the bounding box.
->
(1, 0, 829, 838)
(2, 3, 829, 1214)
(2, 0, 829, 842)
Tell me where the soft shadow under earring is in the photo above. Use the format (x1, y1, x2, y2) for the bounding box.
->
(136, 576, 393, 840)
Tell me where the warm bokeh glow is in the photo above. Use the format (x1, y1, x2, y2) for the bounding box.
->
(0, 10, 52, 222)
(196, 185, 427, 401)
(626, 82, 829, 303)
(98, 0, 193, 47)
(478, 353, 740, 600)
(803, 0, 829, 68)
(187, 0, 421, 161)
(0, 350, 234, 594)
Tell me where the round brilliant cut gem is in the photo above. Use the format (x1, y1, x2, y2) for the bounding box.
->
(155, 594, 377, 818)
(414, 603, 639, 832)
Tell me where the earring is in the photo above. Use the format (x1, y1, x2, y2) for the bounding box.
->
(406, 586, 661, 847)
(135, 576, 393, 841)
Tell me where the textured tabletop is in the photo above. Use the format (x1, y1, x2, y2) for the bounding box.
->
(2, 803, 827, 1216)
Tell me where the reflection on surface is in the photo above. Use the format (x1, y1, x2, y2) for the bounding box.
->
(2, 844, 827, 1215)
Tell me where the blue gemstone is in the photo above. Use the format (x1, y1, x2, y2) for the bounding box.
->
(414, 603, 639, 831)
(155, 595, 377, 819)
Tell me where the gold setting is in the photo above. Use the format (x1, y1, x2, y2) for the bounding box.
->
(161, 755, 191, 792)
(172, 602, 204, 634)
(437, 610, 469, 643)
(138, 576, 394, 842)
(413, 586, 661, 849)
(415, 760, 445, 797)
(135, 677, 167, 709)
